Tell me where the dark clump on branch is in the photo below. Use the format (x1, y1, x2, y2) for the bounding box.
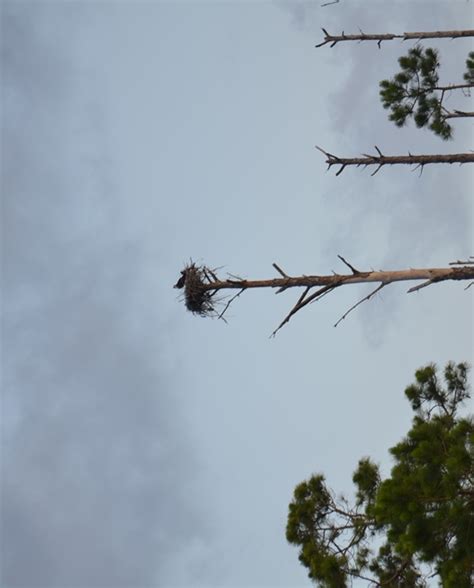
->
(179, 263, 216, 316)
(175, 258, 474, 333)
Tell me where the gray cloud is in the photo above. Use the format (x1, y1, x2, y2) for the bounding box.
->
(2, 4, 209, 586)
(2, 3, 472, 588)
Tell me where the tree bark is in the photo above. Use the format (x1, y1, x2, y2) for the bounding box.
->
(177, 260, 474, 333)
(200, 266, 474, 293)
(443, 111, 474, 119)
(317, 29, 474, 48)
(435, 84, 474, 92)
(316, 147, 474, 176)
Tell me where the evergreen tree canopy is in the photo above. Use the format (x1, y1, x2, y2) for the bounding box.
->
(379, 47, 473, 140)
(286, 362, 474, 587)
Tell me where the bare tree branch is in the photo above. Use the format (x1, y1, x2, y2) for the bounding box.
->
(218, 288, 246, 321)
(316, 29, 474, 48)
(337, 254, 360, 274)
(443, 110, 474, 119)
(316, 146, 474, 174)
(271, 286, 313, 337)
(176, 260, 474, 334)
(334, 283, 386, 327)
(450, 257, 474, 265)
(272, 262, 289, 277)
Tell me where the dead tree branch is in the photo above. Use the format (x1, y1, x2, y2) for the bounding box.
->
(218, 288, 246, 321)
(443, 110, 474, 119)
(316, 29, 474, 48)
(316, 146, 474, 175)
(175, 260, 474, 335)
(450, 257, 474, 265)
(334, 283, 386, 327)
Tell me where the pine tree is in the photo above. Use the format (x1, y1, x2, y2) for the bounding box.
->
(286, 362, 474, 587)
(379, 47, 474, 140)
(464, 51, 474, 84)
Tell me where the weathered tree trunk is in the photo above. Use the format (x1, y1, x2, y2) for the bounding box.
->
(317, 29, 474, 48)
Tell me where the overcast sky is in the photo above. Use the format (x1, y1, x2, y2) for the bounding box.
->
(2, 1, 473, 587)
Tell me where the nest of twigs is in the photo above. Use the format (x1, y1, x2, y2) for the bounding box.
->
(175, 263, 216, 316)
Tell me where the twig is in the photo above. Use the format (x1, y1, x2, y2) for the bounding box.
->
(315, 144, 336, 159)
(450, 258, 474, 265)
(218, 288, 246, 320)
(270, 287, 311, 337)
(412, 163, 425, 177)
(273, 263, 293, 294)
(272, 262, 289, 277)
(371, 164, 384, 176)
(208, 268, 219, 281)
(338, 255, 360, 274)
(334, 283, 386, 327)
(407, 279, 434, 293)
(271, 283, 342, 337)
(227, 273, 244, 281)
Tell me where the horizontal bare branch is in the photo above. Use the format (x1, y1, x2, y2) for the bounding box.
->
(199, 266, 474, 293)
(316, 146, 474, 175)
(316, 28, 474, 48)
(177, 261, 474, 334)
(443, 110, 474, 119)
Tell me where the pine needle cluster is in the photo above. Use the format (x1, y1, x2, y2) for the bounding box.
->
(380, 47, 452, 140)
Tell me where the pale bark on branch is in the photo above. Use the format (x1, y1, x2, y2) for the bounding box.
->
(443, 110, 474, 119)
(175, 259, 474, 335)
(198, 266, 474, 293)
(316, 29, 474, 48)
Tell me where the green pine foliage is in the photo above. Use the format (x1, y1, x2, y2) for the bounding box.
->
(379, 46, 453, 140)
(464, 51, 474, 84)
(286, 362, 473, 587)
